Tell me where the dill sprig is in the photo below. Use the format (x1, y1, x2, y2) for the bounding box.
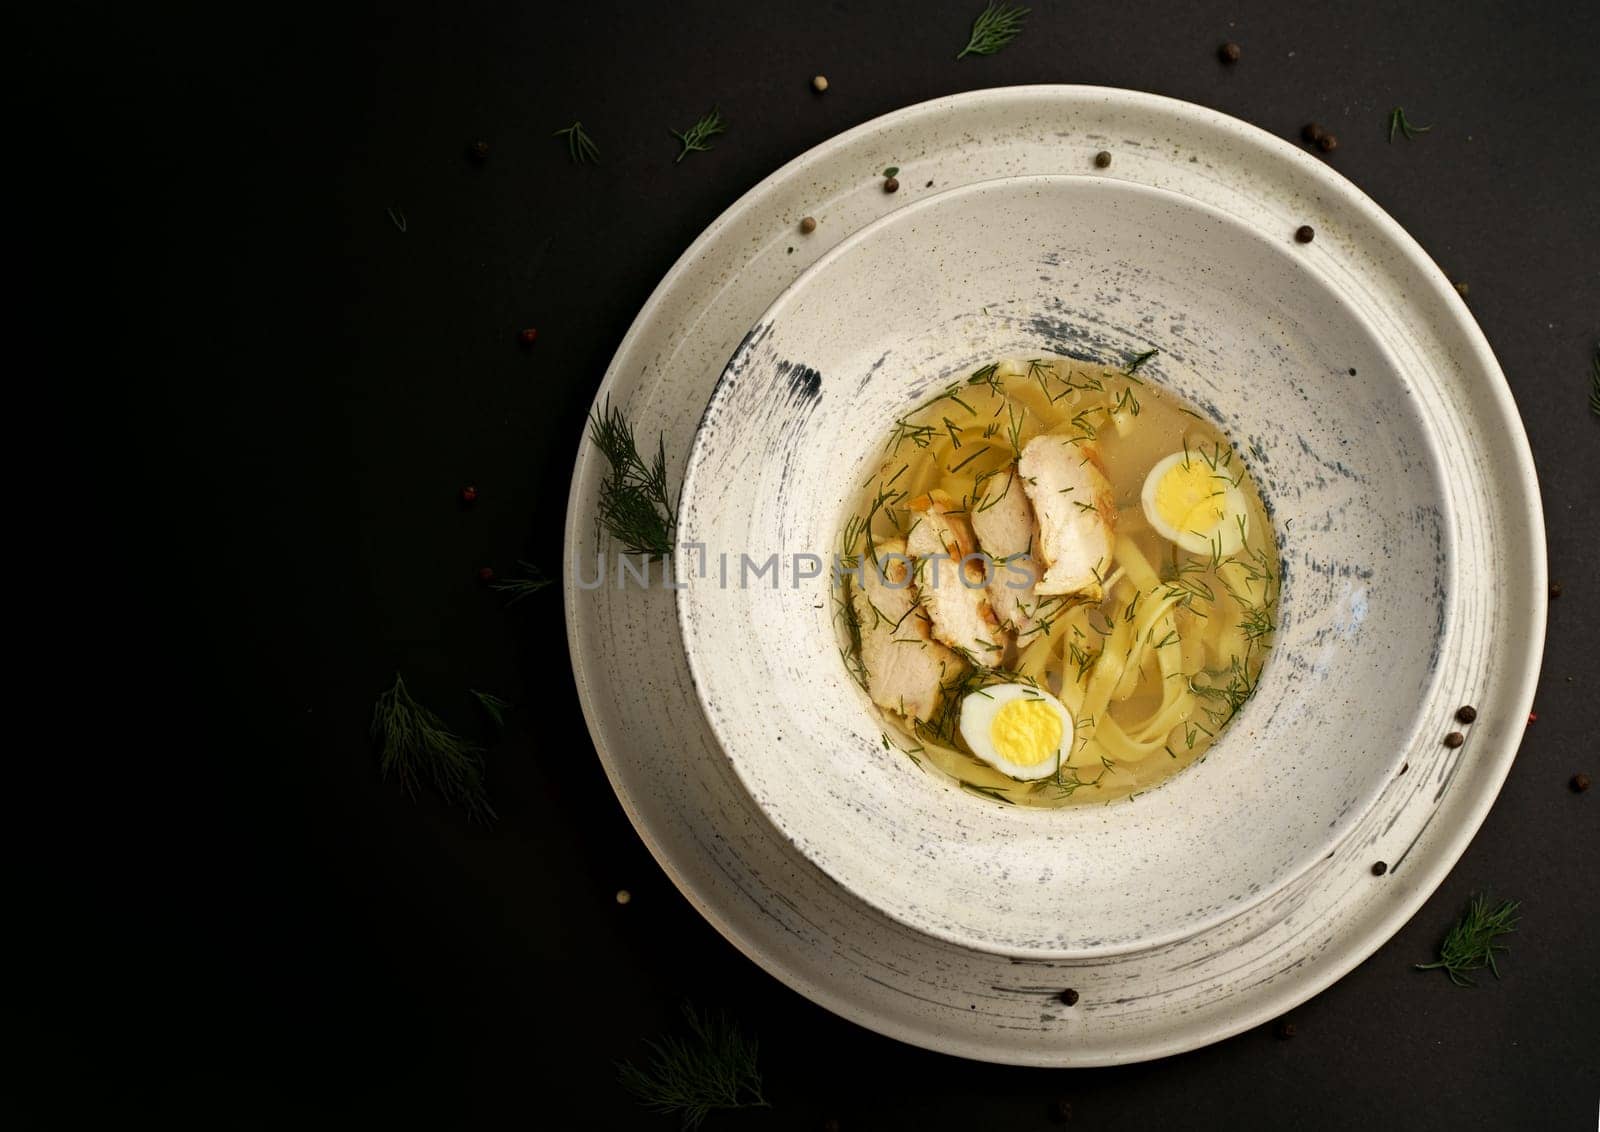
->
(671, 107, 727, 164)
(490, 560, 553, 604)
(1589, 348, 1599, 417)
(1416, 894, 1520, 986)
(371, 674, 495, 822)
(589, 399, 676, 558)
(1387, 106, 1432, 143)
(1124, 347, 1159, 374)
(385, 206, 407, 233)
(617, 1004, 769, 1129)
(553, 120, 600, 165)
(471, 689, 509, 729)
(957, 1, 1029, 59)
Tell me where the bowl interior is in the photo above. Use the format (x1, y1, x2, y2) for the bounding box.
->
(676, 175, 1449, 957)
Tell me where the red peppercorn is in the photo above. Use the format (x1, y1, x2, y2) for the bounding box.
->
(460, 484, 478, 505)
(1218, 42, 1242, 64)
(1274, 1019, 1296, 1040)
(518, 328, 539, 345)
(1528, 712, 1538, 724)
(477, 566, 495, 583)
(1571, 773, 1591, 793)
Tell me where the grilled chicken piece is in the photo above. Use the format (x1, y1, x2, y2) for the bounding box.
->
(970, 465, 1045, 641)
(906, 491, 1007, 665)
(851, 538, 961, 721)
(1017, 435, 1117, 599)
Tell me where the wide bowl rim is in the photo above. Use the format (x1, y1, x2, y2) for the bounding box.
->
(673, 171, 1441, 960)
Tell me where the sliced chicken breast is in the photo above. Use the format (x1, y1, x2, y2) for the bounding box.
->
(1017, 435, 1117, 599)
(970, 465, 1044, 640)
(851, 538, 960, 721)
(905, 491, 1007, 665)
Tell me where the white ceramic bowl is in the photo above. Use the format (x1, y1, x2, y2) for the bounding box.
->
(675, 175, 1448, 958)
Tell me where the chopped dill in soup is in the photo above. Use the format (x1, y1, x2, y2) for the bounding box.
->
(836, 353, 1280, 807)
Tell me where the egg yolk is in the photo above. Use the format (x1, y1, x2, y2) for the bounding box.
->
(989, 699, 1064, 767)
(1155, 459, 1227, 535)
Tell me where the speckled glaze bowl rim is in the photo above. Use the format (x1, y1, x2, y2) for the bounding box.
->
(674, 173, 1435, 959)
(564, 85, 1545, 1065)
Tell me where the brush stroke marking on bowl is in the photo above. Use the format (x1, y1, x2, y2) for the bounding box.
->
(566, 86, 1543, 1064)
(676, 176, 1449, 958)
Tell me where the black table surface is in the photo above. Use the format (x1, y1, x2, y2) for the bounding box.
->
(67, 0, 1598, 1127)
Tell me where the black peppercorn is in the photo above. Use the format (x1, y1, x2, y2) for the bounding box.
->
(1301, 122, 1325, 144)
(1048, 1098, 1073, 1123)
(1371, 861, 1388, 876)
(1456, 705, 1477, 724)
(1444, 731, 1465, 749)
(1094, 151, 1112, 168)
(1317, 133, 1339, 153)
(883, 176, 899, 193)
(1549, 581, 1563, 598)
(1058, 988, 1080, 1006)
(800, 216, 817, 234)
(1572, 773, 1591, 793)
(823, 1118, 841, 1132)
(1455, 281, 1470, 297)
(1295, 225, 1315, 244)
(1274, 1019, 1296, 1040)
(1219, 42, 1242, 64)
(468, 139, 489, 161)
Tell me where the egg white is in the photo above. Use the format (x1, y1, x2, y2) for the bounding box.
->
(957, 682, 1075, 781)
(1140, 451, 1249, 556)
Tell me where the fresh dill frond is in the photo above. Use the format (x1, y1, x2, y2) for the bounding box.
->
(385, 206, 407, 233)
(617, 1003, 769, 1129)
(672, 107, 727, 164)
(1590, 348, 1599, 417)
(957, 1, 1029, 59)
(967, 361, 1003, 395)
(471, 689, 509, 729)
(553, 120, 600, 165)
(1387, 106, 1433, 143)
(589, 399, 676, 558)
(1416, 894, 1520, 986)
(371, 674, 495, 822)
(1124, 347, 1158, 374)
(490, 561, 553, 604)
(1191, 654, 1261, 727)
(961, 782, 1015, 804)
(888, 416, 936, 453)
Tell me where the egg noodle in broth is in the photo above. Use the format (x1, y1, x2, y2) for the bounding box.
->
(836, 353, 1280, 808)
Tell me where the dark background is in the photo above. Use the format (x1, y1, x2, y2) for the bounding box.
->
(46, 0, 1598, 1128)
